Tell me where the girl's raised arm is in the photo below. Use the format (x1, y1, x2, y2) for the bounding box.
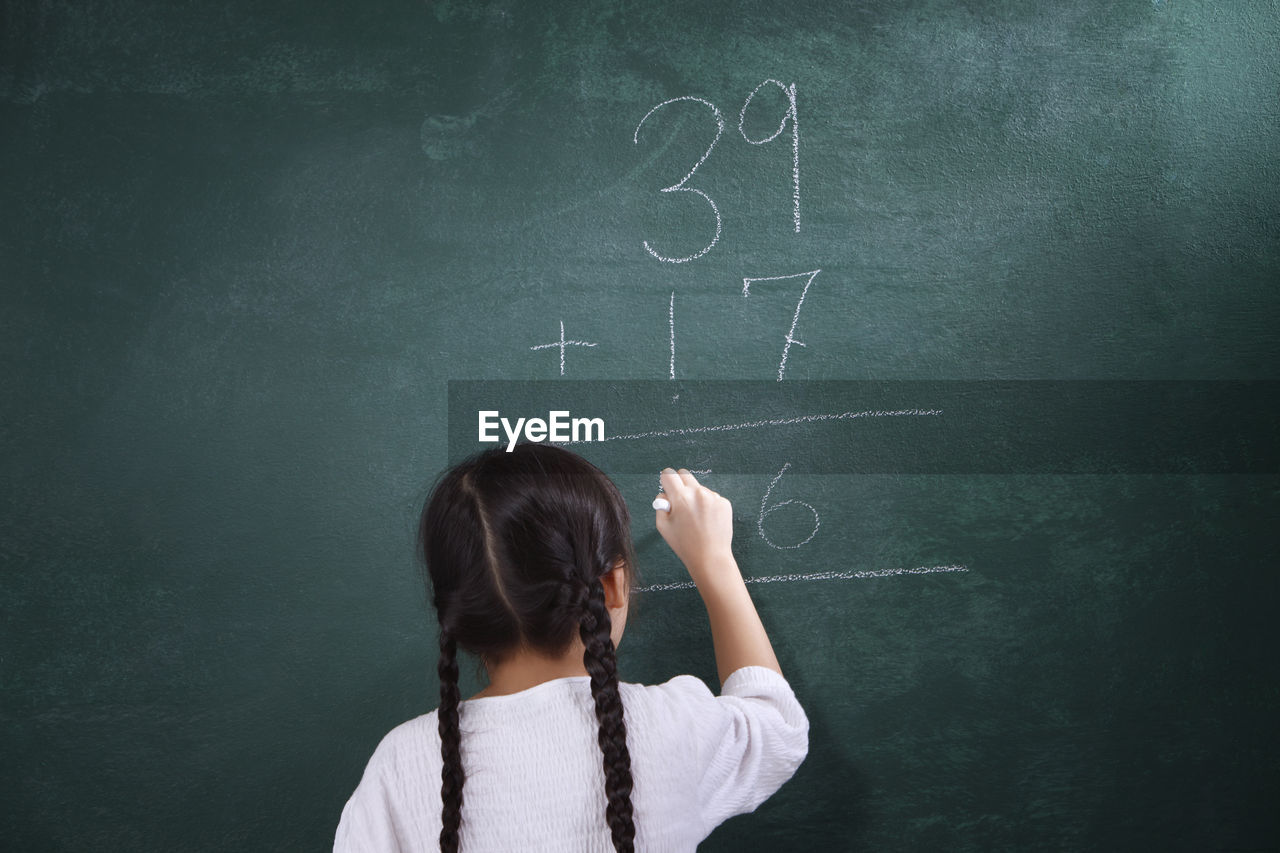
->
(655, 468, 782, 686)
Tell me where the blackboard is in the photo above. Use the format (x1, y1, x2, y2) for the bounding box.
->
(3, 1, 1278, 850)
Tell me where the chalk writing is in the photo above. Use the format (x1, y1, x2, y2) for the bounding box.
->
(757, 462, 819, 549)
(529, 320, 598, 376)
(655, 468, 714, 494)
(743, 269, 820, 380)
(634, 97, 725, 263)
(634, 83, 801, 261)
(738, 79, 801, 232)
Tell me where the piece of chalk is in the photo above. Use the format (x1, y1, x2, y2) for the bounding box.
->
(652, 497, 671, 512)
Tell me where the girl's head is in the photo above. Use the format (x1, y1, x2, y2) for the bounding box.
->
(418, 442, 637, 853)
(420, 441, 636, 660)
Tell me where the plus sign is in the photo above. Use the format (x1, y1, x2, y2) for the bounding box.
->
(529, 320, 598, 376)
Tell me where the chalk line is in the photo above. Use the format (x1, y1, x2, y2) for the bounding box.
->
(565, 407, 942, 444)
(530, 319, 598, 376)
(638, 564, 969, 593)
(668, 291, 676, 380)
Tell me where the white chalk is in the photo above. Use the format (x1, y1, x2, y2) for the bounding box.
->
(652, 497, 671, 512)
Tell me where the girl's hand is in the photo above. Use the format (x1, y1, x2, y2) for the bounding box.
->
(654, 468, 735, 585)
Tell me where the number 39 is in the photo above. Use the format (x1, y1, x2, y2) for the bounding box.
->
(634, 81, 801, 264)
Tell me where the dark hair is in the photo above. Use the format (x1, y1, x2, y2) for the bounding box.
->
(418, 443, 638, 853)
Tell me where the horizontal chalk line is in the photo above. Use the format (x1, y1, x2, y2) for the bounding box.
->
(638, 564, 968, 593)
(529, 341, 598, 349)
(565, 408, 942, 444)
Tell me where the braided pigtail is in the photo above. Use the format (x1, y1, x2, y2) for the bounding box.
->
(437, 630, 464, 853)
(579, 579, 636, 853)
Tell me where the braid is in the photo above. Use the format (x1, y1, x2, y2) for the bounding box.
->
(437, 630, 464, 853)
(579, 579, 636, 853)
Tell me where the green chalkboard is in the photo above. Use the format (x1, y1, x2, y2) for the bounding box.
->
(3, 1, 1278, 850)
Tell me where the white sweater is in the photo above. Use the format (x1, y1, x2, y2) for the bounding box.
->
(334, 666, 808, 852)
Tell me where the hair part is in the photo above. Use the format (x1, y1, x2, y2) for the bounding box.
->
(419, 443, 638, 852)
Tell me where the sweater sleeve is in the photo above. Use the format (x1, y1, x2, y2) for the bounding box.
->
(333, 727, 415, 853)
(689, 666, 810, 834)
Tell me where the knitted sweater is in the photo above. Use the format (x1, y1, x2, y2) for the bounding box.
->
(335, 666, 809, 852)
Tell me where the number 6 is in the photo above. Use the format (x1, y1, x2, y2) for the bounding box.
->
(758, 462, 820, 549)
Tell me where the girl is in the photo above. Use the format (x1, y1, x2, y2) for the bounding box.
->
(335, 444, 808, 852)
